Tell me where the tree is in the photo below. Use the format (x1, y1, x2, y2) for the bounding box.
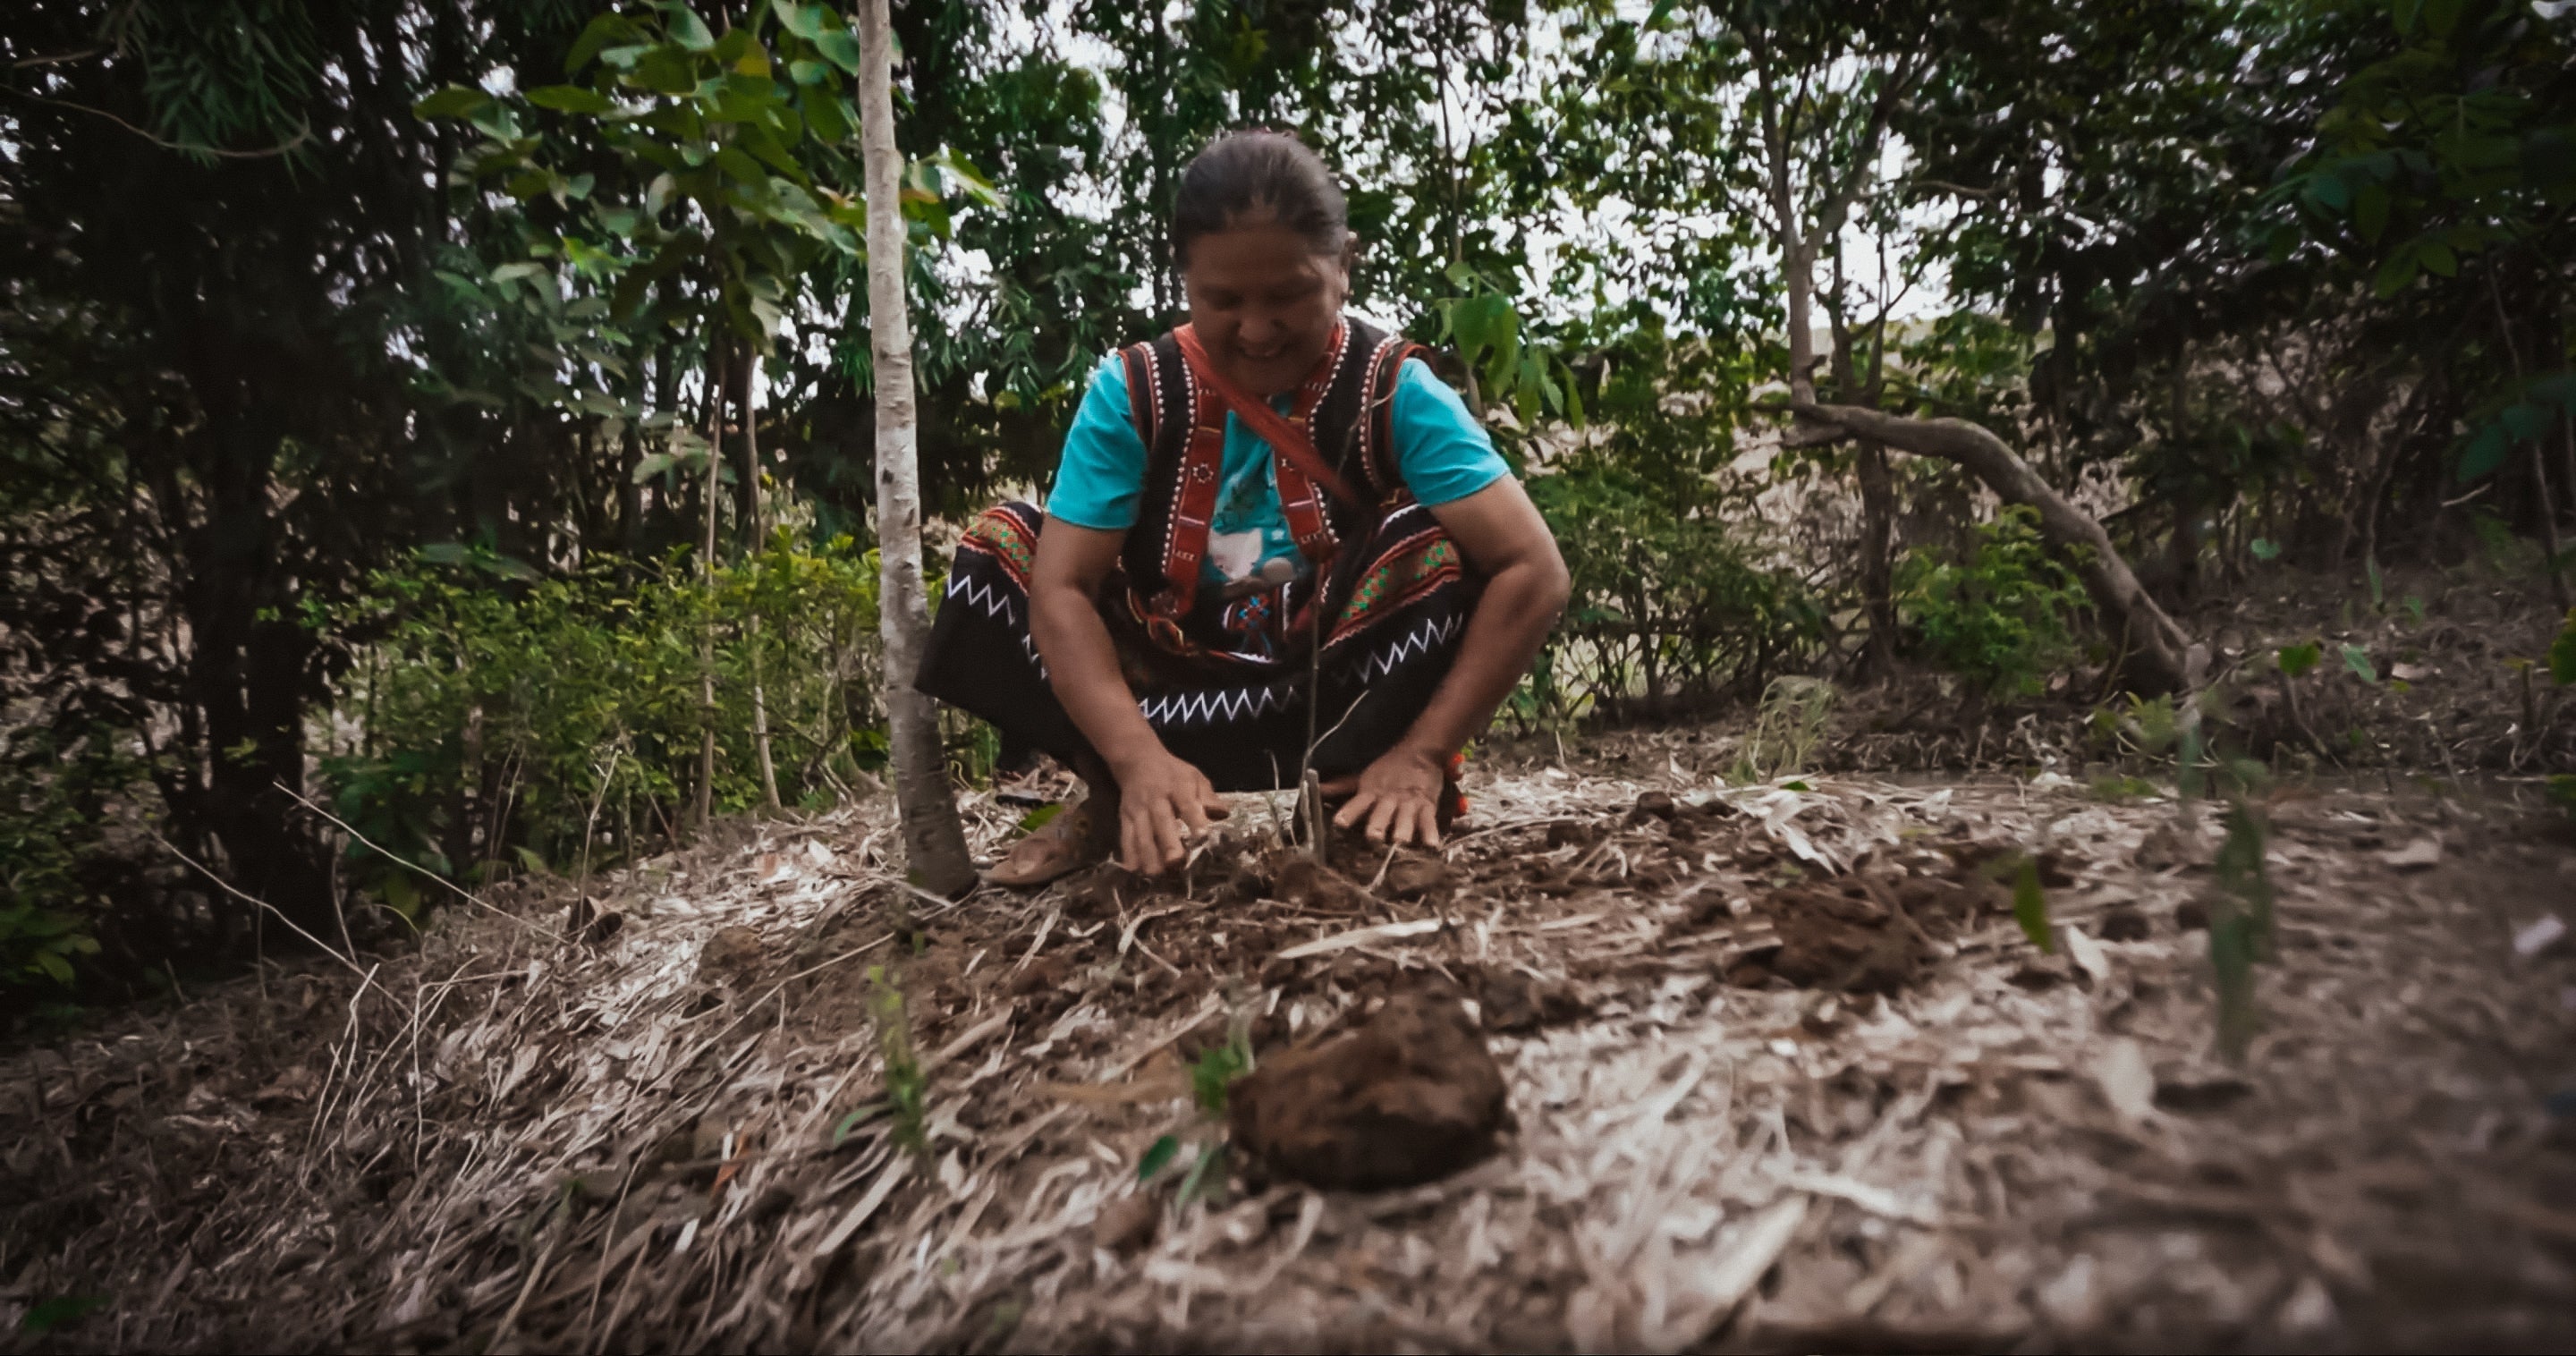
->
(860, 0, 975, 896)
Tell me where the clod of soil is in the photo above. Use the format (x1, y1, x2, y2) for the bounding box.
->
(1381, 853, 1449, 901)
(1754, 884, 1926, 993)
(1478, 970, 1587, 1034)
(699, 926, 765, 983)
(1275, 855, 1372, 913)
(1091, 1194, 1159, 1253)
(2098, 905, 2152, 941)
(1229, 991, 1510, 1191)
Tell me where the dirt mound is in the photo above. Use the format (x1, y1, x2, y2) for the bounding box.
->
(1229, 989, 1509, 1191)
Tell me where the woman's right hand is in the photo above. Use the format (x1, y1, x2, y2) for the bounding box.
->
(1109, 749, 1230, 874)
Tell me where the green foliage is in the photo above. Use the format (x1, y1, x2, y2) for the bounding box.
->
(18, 1295, 110, 1335)
(1137, 1133, 1181, 1182)
(867, 965, 928, 1159)
(0, 731, 142, 993)
(1190, 1039, 1251, 1115)
(2276, 642, 2324, 678)
(1897, 506, 2091, 697)
(2549, 610, 2576, 686)
(315, 538, 888, 903)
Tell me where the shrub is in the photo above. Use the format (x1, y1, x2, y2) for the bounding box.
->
(314, 537, 891, 910)
(1897, 504, 2092, 697)
(0, 728, 133, 992)
(1526, 463, 1824, 720)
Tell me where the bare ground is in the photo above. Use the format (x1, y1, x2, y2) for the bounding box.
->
(4, 744, 2574, 1352)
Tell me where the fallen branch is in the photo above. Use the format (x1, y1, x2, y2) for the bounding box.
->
(1792, 400, 2197, 693)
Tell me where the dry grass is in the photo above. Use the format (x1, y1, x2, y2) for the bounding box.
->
(4, 753, 2574, 1352)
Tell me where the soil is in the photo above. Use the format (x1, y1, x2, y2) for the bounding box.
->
(1230, 990, 1510, 1191)
(4, 751, 2574, 1352)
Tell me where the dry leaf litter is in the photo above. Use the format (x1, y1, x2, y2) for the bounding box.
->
(5, 750, 2575, 1352)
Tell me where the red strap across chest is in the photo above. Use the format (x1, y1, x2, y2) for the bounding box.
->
(1153, 324, 1352, 620)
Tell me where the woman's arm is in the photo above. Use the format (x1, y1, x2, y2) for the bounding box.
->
(1029, 517, 1229, 872)
(1326, 476, 1571, 846)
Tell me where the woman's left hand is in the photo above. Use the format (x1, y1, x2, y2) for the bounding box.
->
(1323, 745, 1448, 848)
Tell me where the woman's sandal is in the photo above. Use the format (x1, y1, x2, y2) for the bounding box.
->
(983, 802, 1109, 889)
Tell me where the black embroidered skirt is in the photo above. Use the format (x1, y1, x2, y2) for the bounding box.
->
(916, 500, 1475, 792)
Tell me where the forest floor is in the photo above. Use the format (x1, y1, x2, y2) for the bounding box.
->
(5, 729, 2575, 1352)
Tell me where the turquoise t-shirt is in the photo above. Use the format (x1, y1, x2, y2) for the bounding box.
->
(1045, 354, 1507, 595)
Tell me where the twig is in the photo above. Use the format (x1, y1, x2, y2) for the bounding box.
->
(0, 86, 312, 158)
(148, 830, 379, 986)
(275, 781, 557, 940)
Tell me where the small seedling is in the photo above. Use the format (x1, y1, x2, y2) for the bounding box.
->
(2011, 856, 2053, 954)
(1191, 1042, 1251, 1114)
(867, 965, 929, 1158)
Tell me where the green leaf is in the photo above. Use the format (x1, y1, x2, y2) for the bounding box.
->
(773, 0, 830, 38)
(800, 86, 853, 142)
(1014, 802, 1064, 835)
(789, 58, 833, 86)
(2419, 240, 2457, 276)
(1137, 1133, 1180, 1182)
(816, 29, 863, 74)
(2250, 537, 2280, 561)
(2547, 610, 2576, 686)
(2340, 644, 2377, 683)
(2459, 423, 2509, 480)
(713, 145, 771, 186)
(664, 3, 716, 49)
(2366, 555, 2384, 609)
(2277, 642, 2322, 678)
(2012, 857, 2052, 953)
(2373, 244, 2419, 297)
(513, 844, 551, 876)
(2354, 181, 2390, 243)
(35, 948, 73, 984)
(20, 1297, 109, 1335)
(566, 14, 632, 73)
(527, 84, 615, 114)
(412, 85, 490, 120)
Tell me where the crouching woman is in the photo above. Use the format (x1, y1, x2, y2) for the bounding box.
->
(918, 130, 1570, 884)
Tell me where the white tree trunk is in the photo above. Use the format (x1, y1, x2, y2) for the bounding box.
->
(859, 0, 975, 894)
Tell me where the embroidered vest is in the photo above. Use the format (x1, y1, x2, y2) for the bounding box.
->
(1115, 318, 1420, 640)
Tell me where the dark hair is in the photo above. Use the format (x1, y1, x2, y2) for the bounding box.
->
(1171, 130, 1349, 267)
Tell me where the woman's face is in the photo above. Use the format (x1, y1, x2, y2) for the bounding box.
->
(1180, 220, 1352, 397)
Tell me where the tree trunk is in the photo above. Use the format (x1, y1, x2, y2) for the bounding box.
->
(859, 0, 976, 896)
(1797, 401, 2198, 695)
(743, 349, 783, 810)
(696, 345, 724, 832)
(1825, 276, 1897, 679)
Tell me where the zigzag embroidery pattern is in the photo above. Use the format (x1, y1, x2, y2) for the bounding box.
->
(1137, 682, 1292, 729)
(1359, 613, 1463, 684)
(945, 572, 1045, 670)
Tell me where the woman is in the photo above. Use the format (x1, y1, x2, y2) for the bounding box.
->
(919, 130, 1570, 884)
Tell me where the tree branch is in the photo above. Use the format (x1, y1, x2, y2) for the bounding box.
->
(1794, 398, 2197, 693)
(0, 85, 313, 159)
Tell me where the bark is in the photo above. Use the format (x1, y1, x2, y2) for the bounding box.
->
(1796, 401, 2198, 695)
(860, 0, 976, 896)
(696, 346, 723, 832)
(1826, 273, 1896, 678)
(743, 349, 781, 810)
